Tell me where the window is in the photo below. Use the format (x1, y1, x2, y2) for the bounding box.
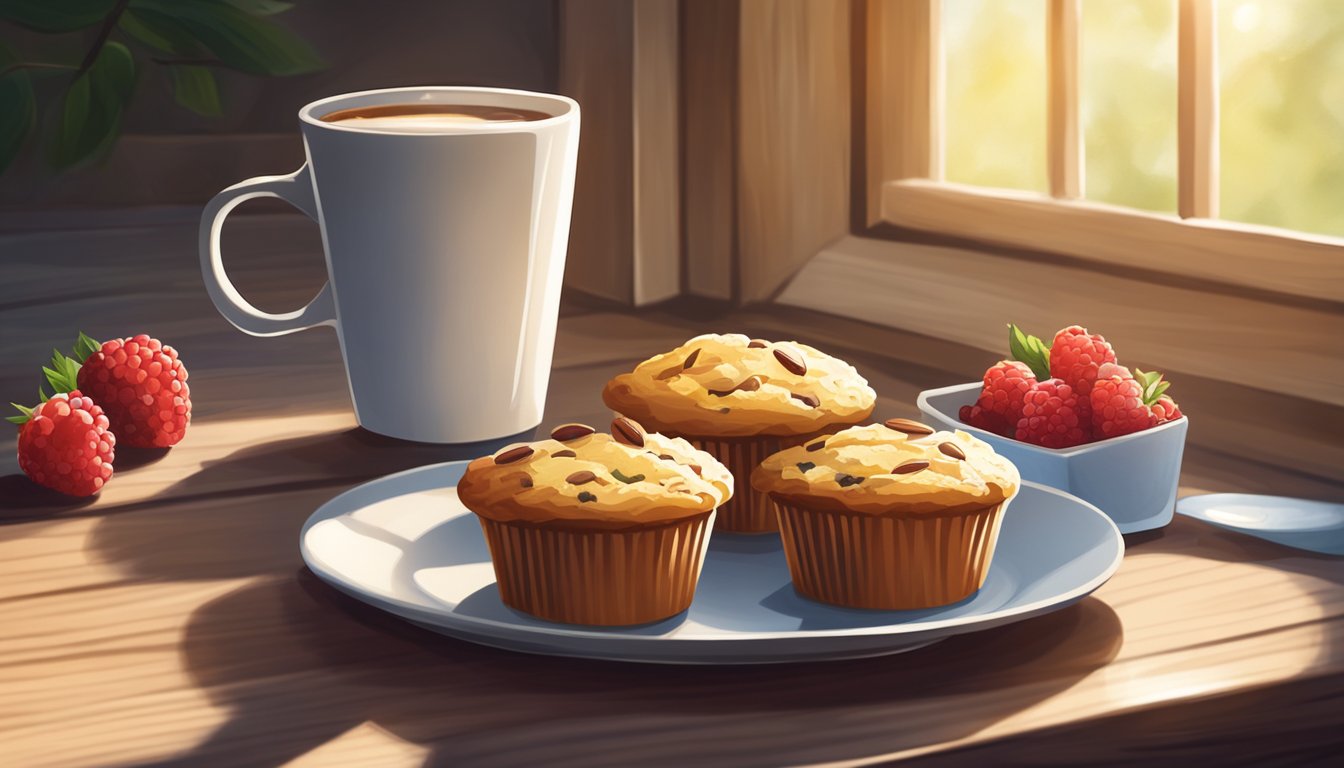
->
(943, 0, 1047, 193)
(1220, 0, 1344, 238)
(865, 0, 1344, 302)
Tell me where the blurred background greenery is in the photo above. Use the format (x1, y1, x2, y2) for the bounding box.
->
(0, 0, 322, 177)
(944, 0, 1344, 238)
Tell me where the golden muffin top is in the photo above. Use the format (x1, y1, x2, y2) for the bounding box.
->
(602, 333, 876, 438)
(751, 419, 1020, 514)
(457, 418, 734, 528)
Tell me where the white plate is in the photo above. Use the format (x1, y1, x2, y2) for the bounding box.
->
(301, 462, 1124, 664)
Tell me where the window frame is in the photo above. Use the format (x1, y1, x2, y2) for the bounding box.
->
(862, 0, 1344, 303)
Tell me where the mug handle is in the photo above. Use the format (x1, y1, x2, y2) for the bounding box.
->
(199, 164, 337, 337)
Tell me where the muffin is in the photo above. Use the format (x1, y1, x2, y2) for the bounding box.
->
(752, 419, 1020, 610)
(457, 418, 733, 626)
(602, 334, 875, 533)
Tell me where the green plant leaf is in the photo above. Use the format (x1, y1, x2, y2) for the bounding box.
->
(222, 0, 296, 15)
(43, 347, 82, 394)
(132, 0, 323, 75)
(0, 0, 118, 34)
(1007, 324, 1052, 380)
(119, 9, 202, 55)
(1133, 369, 1171, 405)
(0, 42, 37, 176)
(8, 402, 35, 425)
(49, 42, 137, 170)
(98, 41, 136, 102)
(168, 64, 223, 116)
(50, 73, 94, 168)
(42, 367, 66, 394)
(74, 332, 102, 363)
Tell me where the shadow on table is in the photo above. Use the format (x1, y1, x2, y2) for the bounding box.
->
(83, 425, 532, 580)
(122, 570, 1123, 768)
(0, 474, 98, 518)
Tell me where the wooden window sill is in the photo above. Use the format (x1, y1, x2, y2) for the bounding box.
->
(881, 179, 1344, 304)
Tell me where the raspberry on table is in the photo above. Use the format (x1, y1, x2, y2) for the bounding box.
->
(1015, 378, 1090, 448)
(1049, 325, 1116, 396)
(77, 334, 191, 448)
(13, 392, 116, 497)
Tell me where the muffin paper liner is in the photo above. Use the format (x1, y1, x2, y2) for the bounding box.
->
(476, 511, 714, 626)
(689, 436, 808, 533)
(772, 498, 1008, 610)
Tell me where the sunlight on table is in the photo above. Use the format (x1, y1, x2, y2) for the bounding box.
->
(1093, 552, 1328, 710)
(281, 722, 430, 768)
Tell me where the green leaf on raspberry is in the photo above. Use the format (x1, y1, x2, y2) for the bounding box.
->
(73, 331, 101, 363)
(1134, 369, 1171, 405)
(42, 347, 82, 394)
(8, 402, 34, 425)
(1008, 323, 1051, 380)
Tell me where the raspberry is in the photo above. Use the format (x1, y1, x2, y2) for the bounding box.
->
(1049, 325, 1116, 395)
(13, 392, 116, 497)
(1153, 394, 1183, 423)
(959, 403, 1006, 435)
(964, 360, 1037, 436)
(1090, 363, 1163, 438)
(1015, 379, 1090, 448)
(77, 334, 191, 447)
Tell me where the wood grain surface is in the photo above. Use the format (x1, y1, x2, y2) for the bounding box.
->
(680, 0, 739, 301)
(559, 0, 681, 306)
(862, 0, 942, 227)
(1, 211, 1342, 767)
(880, 179, 1344, 305)
(1046, 0, 1082, 200)
(737, 0, 851, 302)
(1178, 0, 1219, 220)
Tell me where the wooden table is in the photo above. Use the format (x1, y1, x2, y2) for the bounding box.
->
(2, 210, 1342, 767)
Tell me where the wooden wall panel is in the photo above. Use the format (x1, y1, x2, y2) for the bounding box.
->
(681, 0, 739, 300)
(737, 0, 852, 302)
(559, 0, 680, 305)
(632, 0, 682, 305)
(560, 0, 636, 303)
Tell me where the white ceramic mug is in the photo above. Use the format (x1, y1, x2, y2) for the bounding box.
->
(199, 86, 580, 443)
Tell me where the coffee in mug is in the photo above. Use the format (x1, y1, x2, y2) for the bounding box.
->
(319, 103, 553, 130)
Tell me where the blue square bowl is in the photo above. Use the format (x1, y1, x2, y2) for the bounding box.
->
(917, 382, 1188, 534)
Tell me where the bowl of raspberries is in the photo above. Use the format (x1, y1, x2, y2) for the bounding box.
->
(917, 324, 1186, 533)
